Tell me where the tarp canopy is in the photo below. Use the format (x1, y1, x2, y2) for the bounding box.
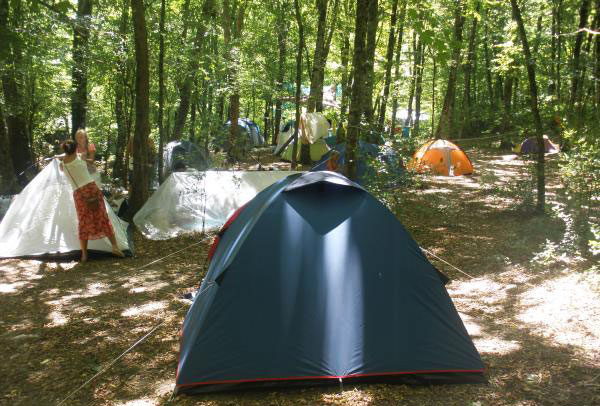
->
(408, 139, 474, 176)
(0, 160, 130, 258)
(133, 170, 301, 240)
(278, 113, 331, 162)
(175, 171, 485, 394)
(163, 140, 210, 179)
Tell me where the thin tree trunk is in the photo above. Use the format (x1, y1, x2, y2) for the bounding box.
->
(129, 0, 151, 217)
(405, 32, 418, 128)
(502, 74, 514, 132)
(0, 0, 32, 178)
(263, 95, 272, 144)
(435, 0, 465, 140)
(273, 0, 288, 146)
(113, 0, 129, 182)
(483, 18, 495, 113)
(71, 0, 92, 135)
(338, 0, 354, 134)
(510, 0, 545, 213)
(345, 0, 371, 180)
(173, 0, 215, 140)
(460, 2, 479, 138)
(292, 0, 304, 169)
(431, 53, 436, 137)
(390, 0, 407, 135)
(413, 43, 425, 138)
(377, 0, 399, 132)
(0, 103, 17, 193)
(363, 0, 379, 127)
(157, 0, 166, 183)
(569, 0, 592, 119)
(595, 0, 600, 112)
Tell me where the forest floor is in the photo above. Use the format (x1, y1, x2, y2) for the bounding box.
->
(1, 147, 599, 406)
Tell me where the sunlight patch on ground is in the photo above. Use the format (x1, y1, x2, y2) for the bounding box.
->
(129, 281, 170, 294)
(114, 399, 157, 406)
(517, 272, 600, 362)
(47, 310, 68, 326)
(121, 301, 167, 317)
(321, 388, 375, 405)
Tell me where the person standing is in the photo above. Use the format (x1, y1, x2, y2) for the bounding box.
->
(59, 140, 124, 263)
(74, 128, 101, 185)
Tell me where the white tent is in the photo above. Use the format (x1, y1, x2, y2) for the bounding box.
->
(0, 160, 130, 258)
(133, 170, 301, 240)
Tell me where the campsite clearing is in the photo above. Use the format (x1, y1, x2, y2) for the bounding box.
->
(1, 148, 598, 406)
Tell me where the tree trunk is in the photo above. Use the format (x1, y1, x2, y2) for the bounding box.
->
(345, 0, 371, 180)
(569, 0, 592, 118)
(71, 0, 92, 135)
(0, 103, 17, 194)
(502, 74, 514, 132)
(510, 0, 545, 213)
(404, 32, 418, 128)
(0, 0, 32, 179)
(338, 0, 355, 134)
(363, 0, 379, 127)
(377, 0, 399, 132)
(390, 0, 407, 135)
(273, 0, 288, 146)
(595, 0, 600, 112)
(173, 0, 215, 140)
(113, 0, 129, 183)
(460, 2, 479, 138)
(263, 95, 272, 144)
(435, 0, 465, 140)
(307, 0, 328, 113)
(157, 0, 166, 183)
(431, 53, 436, 137)
(292, 0, 304, 169)
(129, 0, 151, 217)
(413, 43, 425, 137)
(483, 17, 495, 113)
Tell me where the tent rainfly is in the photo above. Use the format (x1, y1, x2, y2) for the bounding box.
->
(408, 139, 474, 176)
(133, 170, 301, 240)
(175, 171, 485, 394)
(0, 159, 131, 258)
(278, 112, 331, 162)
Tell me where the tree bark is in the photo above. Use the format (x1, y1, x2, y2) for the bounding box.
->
(71, 0, 92, 135)
(0, 103, 17, 194)
(338, 0, 354, 134)
(363, 0, 379, 127)
(377, 0, 399, 132)
(595, 0, 600, 112)
(413, 42, 425, 137)
(307, 0, 328, 113)
(569, 0, 592, 118)
(435, 0, 465, 140)
(0, 0, 33, 178)
(510, 0, 545, 213)
(345, 0, 371, 180)
(172, 0, 215, 140)
(273, 0, 288, 146)
(157, 0, 166, 183)
(129, 0, 150, 217)
(390, 0, 407, 135)
(292, 0, 304, 169)
(113, 0, 129, 183)
(223, 0, 246, 161)
(404, 32, 418, 128)
(460, 2, 479, 138)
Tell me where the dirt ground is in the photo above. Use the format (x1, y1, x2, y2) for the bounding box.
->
(1, 148, 599, 406)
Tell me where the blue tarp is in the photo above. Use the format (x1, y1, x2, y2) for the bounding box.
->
(175, 171, 485, 394)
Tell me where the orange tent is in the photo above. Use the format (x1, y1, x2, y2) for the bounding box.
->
(408, 139, 473, 176)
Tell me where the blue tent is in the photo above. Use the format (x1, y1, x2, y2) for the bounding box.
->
(220, 118, 265, 151)
(175, 171, 485, 394)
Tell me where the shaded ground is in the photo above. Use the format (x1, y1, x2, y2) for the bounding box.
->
(1, 148, 599, 406)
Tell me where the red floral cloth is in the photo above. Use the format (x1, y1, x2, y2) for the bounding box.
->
(73, 182, 114, 241)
